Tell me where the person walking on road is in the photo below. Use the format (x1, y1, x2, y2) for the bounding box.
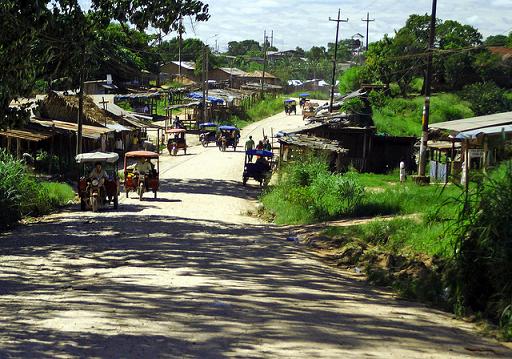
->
(245, 136, 255, 162)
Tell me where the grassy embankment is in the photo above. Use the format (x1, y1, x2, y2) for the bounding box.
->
(372, 93, 474, 136)
(0, 150, 75, 230)
(262, 157, 512, 338)
(229, 96, 286, 128)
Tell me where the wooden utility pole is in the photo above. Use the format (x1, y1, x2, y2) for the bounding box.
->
(417, 0, 438, 180)
(329, 9, 348, 113)
(261, 31, 268, 98)
(178, 15, 183, 80)
(361, 12, 375, 51)
(201, 45, 207, 121)
(76, 43, 85, 155)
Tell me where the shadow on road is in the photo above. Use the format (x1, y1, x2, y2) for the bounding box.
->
(0, 213, 508, 358)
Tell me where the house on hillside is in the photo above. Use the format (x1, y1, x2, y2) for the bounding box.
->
(160, 61, 199, 83)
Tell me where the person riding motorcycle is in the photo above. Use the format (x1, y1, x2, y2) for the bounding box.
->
(134, 158, 152, 175)
(88, 162, 108, 199)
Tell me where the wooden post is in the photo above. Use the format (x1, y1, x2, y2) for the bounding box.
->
(16, 138, 21, 160)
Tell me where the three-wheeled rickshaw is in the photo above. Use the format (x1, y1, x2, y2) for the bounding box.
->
(217, 125, 240, 152)
(199, 122, 218, 147)
(299, 93, 310, 108)
(242, 149, 274, 186)
(76, 152, 120, 212)
(124, 151, 160, 200)
(167, 128, 187, 155)
(284, 99, 297, 115)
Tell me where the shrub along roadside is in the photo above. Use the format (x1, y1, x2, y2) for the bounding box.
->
(0, 150, 75, 230)
(263, 156, 512, 339)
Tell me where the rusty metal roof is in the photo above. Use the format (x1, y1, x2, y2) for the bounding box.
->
(0, 128, 52, 142)
(32, 118, 113, 140)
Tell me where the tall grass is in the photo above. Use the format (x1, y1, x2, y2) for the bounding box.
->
(262, 158, 365, 224)
(0, 150, 74, 229)
(453, 161, 512, 337)
(372, 93, 474, 136)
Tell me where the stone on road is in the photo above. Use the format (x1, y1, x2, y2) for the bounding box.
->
(0, 110, 510, 358)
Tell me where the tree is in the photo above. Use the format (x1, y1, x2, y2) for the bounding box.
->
(307, 46, 327, 61)
(484, 34, 508, 47)
(0, 0, 209, 129)
(227, 40, 261, 56)
(460, 82, 512, 116)
(158, 37, 205, 63)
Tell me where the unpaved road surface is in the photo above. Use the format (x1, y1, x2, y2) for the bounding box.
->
(1, 110, 511, 358)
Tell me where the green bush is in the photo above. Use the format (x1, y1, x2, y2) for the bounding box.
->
(0, 150, 74, 229)
(340, 98, 365, 114)
(454, 162, 512, 336)
(262, 158, 364, 224)
(460, 82, 512, 116)
(339, 66, 362, 95)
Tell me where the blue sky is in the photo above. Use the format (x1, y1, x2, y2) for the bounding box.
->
(79, 0, 512, 50)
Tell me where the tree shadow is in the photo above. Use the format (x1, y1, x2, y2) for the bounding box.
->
(0, 214, 509, 358)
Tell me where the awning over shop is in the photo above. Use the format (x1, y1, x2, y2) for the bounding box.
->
(32, 118, 114, 140)
(0, 128, 53, 142)
(455, 124, 512, 139)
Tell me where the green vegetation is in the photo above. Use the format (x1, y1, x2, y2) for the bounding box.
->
(264, 155, 512, 337)
(229, 96, 285, 128)
(290, 91, 330, 101)
(371, 93, 474, 136)
(454, 162, 512, 338)
(338, 67, 363, 94)
(460, 82, 512, 116)
(0, 150, 74, 230)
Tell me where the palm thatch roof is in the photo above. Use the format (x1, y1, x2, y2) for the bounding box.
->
(40, 91, 124, 128)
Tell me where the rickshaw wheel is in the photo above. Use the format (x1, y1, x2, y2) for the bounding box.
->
(172, 148, 178, 156)
(184, 148, 187, 155)
(201, 141, 207, 147)
(242, 177, 248, 186)
(153, 190, 157, 199)
(126, 191, 129, 198)
(80, 198, 86, 211)
(113, 194, 118, 209)
(91, 197, 99, 212)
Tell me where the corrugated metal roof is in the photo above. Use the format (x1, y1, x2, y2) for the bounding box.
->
(456, 124, 512, 139)
(170, 61, 196, 70)
(278, 134, 348, 153)
(0, 128, 52, 142)
(219, 67, 248, 76)
(430, 111, 512, 133)
(32, 118, 113, 140)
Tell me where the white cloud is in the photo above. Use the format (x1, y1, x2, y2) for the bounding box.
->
(79, 0, 511, 50)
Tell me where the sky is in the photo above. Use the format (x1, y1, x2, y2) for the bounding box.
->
(79, 0, 512, 51)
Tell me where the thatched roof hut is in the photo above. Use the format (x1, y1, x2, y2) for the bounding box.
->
(40, 91, 127, 128)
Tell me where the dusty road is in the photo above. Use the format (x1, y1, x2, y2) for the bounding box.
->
(0, 110, 511, 358)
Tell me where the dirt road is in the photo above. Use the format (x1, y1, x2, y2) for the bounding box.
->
(0, 110, 510, 358)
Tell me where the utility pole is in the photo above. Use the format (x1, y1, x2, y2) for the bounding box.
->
(361, 12, 375, 51)
(201, 45, 208, 122)
(417, 0, 438, 181)
(76, 43, 85, 155)
(329, 9, 348, 113)
(178, 15, 183, 80)
(261, 31, 268, 98)
(271, 30, 274, 48)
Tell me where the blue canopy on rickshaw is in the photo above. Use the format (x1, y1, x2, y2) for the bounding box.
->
(218, 125, 239, 131)
(284, 99, 295, 103)
(246, 149, 273, 157)
(299, 93, 310, 97)
(199, 122, 218, 128)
